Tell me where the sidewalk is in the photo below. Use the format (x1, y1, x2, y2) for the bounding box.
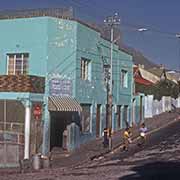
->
(51, 109, 180, 168)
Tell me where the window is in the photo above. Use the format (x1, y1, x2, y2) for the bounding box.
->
(7, 53, 29, 75)
(81, 104, 91, 132)
(121, 70, 128, 88)
(80, 57, 91, 80)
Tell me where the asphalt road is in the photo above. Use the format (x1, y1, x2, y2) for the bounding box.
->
(1, 120, 180, 180)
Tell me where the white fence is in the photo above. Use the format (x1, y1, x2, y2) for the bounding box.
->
(144, 95, 180, 118)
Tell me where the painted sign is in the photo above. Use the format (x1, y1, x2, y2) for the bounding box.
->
(49, 78, 72, 97)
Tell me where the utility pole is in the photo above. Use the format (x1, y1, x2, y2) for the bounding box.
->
(176, 34, 180, 95)
(104, 13, 120, 150)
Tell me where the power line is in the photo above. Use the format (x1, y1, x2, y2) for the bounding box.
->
(66, 0, 179, 39)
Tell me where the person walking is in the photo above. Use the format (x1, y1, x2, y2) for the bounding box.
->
(138, 123, 147, 147)
(123, 127, 132, 151)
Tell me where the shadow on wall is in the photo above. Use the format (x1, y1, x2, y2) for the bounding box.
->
(120, 161, 180, 180)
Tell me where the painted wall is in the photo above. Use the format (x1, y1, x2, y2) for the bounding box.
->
(76, 23, 106, 104)
(46, 17, 77, 96)
(133, 94, 145, 124)
(0, 17, 48, 76)
(0, 16, 134, 152)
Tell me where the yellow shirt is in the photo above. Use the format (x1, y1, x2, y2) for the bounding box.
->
(124, 131, 129, 138)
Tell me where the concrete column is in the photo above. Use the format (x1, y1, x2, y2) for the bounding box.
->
(127, 106, 130, 125)
(121, 106, 124, 128)
(112, 105, 115, 132)
(24, 101, 31, 159)
(145, 95, 153, 118)
(42, 100, 50, 155)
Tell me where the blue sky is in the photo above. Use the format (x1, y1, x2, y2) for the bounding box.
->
(0, 0, 180, 70)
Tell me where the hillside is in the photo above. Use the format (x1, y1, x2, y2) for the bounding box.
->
(118, 44, 157, 69)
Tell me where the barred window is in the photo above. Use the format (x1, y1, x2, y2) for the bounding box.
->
(7, 53, 29, 75)
(81, 104, 91, 133)
(80, 57, 91, 80)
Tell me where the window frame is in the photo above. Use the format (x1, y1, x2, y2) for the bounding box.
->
(80, 57, 91, 81)
(6, 53, 29, 75)
(121, 69, 128, 88)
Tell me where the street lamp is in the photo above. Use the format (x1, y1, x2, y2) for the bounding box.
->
(104, 13, 120, 150)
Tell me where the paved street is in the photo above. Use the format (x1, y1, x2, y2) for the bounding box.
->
(1, 120, 180, 180)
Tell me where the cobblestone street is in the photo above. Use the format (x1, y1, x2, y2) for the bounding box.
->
(1, 119, 180, 180)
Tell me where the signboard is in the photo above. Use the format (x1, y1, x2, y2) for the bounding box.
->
(49, 78, 72, 97)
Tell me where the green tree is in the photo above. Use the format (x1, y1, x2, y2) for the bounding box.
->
(135, 79, 179, 100)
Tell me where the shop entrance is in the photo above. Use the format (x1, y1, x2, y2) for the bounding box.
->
(50, 111, 80, 151)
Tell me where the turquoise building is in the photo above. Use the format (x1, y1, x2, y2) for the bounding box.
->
(0, 15, 134, 166)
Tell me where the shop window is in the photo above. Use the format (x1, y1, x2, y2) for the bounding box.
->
(7, 53, 29, 75)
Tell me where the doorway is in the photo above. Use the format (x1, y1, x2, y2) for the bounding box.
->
(123, 105, 128, 128)
(50, 111, 80, 151)
(96, 104, 101, 137)
(132, 98, 136, 125)
(117, 105, 121, 129)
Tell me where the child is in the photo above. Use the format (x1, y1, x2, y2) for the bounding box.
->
(138, 123, 147, 146)
(123, 127, 132, 151)
(139, 123, 147, 137)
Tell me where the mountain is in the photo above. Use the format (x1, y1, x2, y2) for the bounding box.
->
(118, 44, 158, 69)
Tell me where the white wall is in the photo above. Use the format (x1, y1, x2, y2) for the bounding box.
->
(144, 95, 154, 118)
(145, 95, 179, 119)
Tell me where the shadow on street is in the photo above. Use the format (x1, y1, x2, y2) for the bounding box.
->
(120, 161, 180, 180)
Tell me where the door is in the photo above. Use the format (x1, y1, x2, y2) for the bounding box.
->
(132, 99, 136, 125)
(50, 111, 81, 151)
(123, 105, 128, 128)
(96, 104, 101, 137)
(117, 105, 121, 129)
(50, 112, 64, 150)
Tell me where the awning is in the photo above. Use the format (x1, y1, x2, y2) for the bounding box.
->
(48, 96, 82, 112)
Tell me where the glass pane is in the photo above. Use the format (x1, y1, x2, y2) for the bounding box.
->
(23, 53, 29, 58)
(16, 54, 21, 59)
(7, 53, 29, 75)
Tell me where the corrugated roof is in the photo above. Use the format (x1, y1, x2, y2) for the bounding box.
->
(139, 67, 160, 84)
(48, 96, 82, 112)
(148, 68, 178, 84)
